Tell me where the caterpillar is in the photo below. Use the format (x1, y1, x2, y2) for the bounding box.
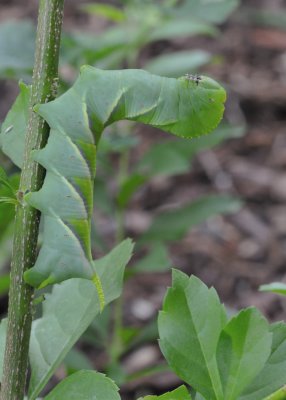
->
(1, 67, 226, 294)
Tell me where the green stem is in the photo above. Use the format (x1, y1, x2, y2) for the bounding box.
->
(0, 1, 64, 399)
(110, 296, 124, 364)
(110, 148, 130, 364)
(115, 148, 130, 244)
(265, 386, 286, 400)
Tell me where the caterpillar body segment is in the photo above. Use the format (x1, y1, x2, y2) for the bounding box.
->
(24, 100, 97, 288)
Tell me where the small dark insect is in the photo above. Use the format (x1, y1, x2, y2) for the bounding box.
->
(184, 74, 202, 86)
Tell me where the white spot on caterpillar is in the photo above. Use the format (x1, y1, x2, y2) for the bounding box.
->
(3, 125, 13, 134)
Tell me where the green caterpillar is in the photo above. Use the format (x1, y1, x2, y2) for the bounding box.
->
(1, 67, 225, 295)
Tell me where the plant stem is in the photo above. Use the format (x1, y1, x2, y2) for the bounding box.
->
(110, 149, 129, 366)
(0, 1, 64, 399)
(115, 148, 130, 244)
(265, 386, 286, 400)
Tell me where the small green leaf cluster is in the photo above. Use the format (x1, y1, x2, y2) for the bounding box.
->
(159, 270, 286, 400)
(2, 269, 285, 399)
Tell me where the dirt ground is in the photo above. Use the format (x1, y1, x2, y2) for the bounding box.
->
(1, 0, 286, 398)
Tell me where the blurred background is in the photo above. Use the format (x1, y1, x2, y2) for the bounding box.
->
(1, 0, 286, 398)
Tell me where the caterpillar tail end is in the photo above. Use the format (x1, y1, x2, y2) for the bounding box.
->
(92, 273, 105, 312)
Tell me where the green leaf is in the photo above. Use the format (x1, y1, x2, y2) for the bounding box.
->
(264, 387, 286, 400)
(137, 124, 245, 178)
(117, 174, 147, 208)
(0, 166, 17, 195)
(44, 370, 120, 400)
(99, 131, 139, 154)
(64, 348, 93, 374)
(87, 305, 112, 347)
(28, 239, 133, 400)
(0, 197, 18, 206)
(195, 394, 206, 400)
(240, 322, 286, 400)
(0, 20, 34, 78)
(0, 82, 30, 168)
(61, 28, 129, 67)
(259, 282, 286, 296)
(126, 364, 170, 385)
(81, 3, 126, 22)
(0, 318, 7, 382)
(142, 195, 241, 242)
(0, 274, 10, 296)
(137, 141, 191, 177)
(151, 18, 218, 41)
(107, 361, 127, 386)
(216, 308, 272, 400)
(175, 0, 239, 24)
(134, 243, 172, 273)
(0, 174, 19, 244)
(126, 319, 158, 351)
(0, 166, 8, 183)
(0, 225, 14, 274)
(183, 124, 245, 154)
(144, 50, 212, 78)
(93, 178, 114, 215)
(138, 385, 191, 399)
(158, 270, 227, 400)
(245, 9, 286, 31)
